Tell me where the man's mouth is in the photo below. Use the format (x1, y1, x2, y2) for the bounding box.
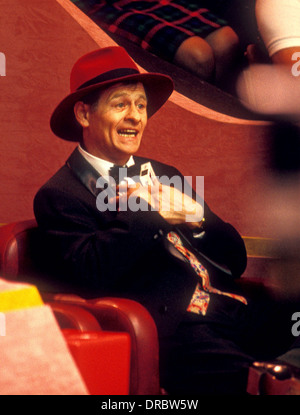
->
(117, 129, 138, 138)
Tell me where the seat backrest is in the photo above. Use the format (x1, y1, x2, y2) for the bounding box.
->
(0, 219, 38, 279)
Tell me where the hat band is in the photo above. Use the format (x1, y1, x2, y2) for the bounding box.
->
(77, 68, 140, 91)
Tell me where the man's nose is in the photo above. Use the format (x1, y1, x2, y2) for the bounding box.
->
(125, 104, 141, 123)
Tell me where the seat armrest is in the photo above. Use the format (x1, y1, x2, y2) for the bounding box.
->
(49, 302, 102, 332)
(44, 294, 160, 395)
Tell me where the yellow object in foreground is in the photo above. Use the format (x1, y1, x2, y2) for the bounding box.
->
(0, 278, 43, 312)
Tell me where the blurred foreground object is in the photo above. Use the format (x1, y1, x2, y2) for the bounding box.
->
(0, 278, 88, 395)
(237, 64, 300, 121)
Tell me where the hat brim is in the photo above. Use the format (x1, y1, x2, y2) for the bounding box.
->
(50, 72, 174, 141)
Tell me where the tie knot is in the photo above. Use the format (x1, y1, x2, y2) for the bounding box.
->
(109, 164, 138, 185)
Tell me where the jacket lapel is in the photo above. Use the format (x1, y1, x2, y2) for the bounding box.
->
(66, 147, 143, 198)
(66, 147, 107, 197)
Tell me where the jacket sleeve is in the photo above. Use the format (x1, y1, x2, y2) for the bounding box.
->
(193, 204, 247, 278)
(166, 166, 247, 279)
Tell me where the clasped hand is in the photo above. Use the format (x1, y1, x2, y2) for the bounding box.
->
(111, 177, 204, 227)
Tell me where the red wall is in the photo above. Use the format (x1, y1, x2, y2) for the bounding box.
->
(0, 0, 273, 238)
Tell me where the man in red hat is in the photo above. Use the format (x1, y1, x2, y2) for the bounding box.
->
(34, 47, 293, 394)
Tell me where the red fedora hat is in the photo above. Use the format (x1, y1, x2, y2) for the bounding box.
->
(50, 46, 174, 141)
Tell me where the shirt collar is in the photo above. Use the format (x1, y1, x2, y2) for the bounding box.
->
(78, 145, 135, 177)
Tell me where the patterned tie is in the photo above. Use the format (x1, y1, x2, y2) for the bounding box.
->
(167, 231, 247, 316)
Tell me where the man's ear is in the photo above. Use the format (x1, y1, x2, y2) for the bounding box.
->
(74, 101, 90, 128)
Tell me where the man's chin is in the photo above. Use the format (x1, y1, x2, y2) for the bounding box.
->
(119, 144, 140, 156)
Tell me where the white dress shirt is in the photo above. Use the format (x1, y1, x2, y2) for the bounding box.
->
(78, 144, 135, 178)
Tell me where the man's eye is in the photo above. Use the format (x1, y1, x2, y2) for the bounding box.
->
(116, 102, 125, 108)
(137, 103, 146, 110)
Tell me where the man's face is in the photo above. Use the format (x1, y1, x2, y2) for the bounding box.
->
(81, 82, 148, 165)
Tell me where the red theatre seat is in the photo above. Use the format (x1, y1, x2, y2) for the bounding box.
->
(63, 328, 131, 395)
(0, 219, 160, 395)
(41, 302, 131, 395)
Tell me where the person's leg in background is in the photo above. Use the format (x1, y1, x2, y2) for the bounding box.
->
(174, 26, 240, 87)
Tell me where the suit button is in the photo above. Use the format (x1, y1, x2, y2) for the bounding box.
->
(154, 229, 164, 240)
(159, 305, 168, 314)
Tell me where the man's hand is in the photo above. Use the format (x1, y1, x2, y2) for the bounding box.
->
(114, 177, 204, 227)
(158, 182, 204, 227)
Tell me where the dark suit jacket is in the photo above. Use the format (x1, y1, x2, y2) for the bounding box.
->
(34, 148, 247, 337)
